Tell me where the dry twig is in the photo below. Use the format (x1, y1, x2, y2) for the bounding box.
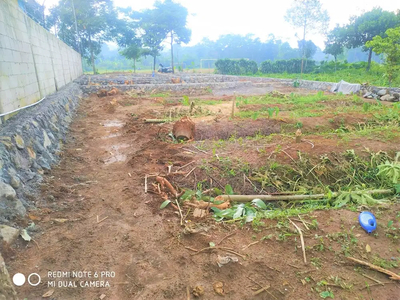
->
(347, 257, 400, 281)
(289, 219, 307, 264)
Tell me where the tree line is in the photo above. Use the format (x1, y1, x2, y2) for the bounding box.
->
(22, 0, 400, 79)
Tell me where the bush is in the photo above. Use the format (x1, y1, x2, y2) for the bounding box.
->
(260, 58, 316, 74)
(215, 59, 258, 75)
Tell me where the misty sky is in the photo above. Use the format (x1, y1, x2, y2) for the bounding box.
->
(44, 0, 400, 50)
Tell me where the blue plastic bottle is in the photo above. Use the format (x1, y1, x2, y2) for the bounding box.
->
(358, 211, 377, 233)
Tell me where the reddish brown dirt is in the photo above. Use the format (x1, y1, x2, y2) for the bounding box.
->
(6, 90, 400, 300)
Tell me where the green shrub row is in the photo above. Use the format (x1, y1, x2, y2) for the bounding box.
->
(215, 59, 258, 75)
(260, 59, 316, 74)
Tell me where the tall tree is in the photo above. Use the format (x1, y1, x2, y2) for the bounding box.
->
(297, 40, 317, 59)
(324, 25, 345, 70)
(48, 0, 118, 74)
(285, 0, 329, 74)
(344, 8, 399, 71)
(152, 0, 191, 73)
(366, 26, 400, 85)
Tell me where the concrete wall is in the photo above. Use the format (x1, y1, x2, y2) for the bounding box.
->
(0, 0, 82, 122)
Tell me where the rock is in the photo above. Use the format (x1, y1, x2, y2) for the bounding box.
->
(380, 94, 396, 102)
(0, 182, 26, 217)
(0, 225, 19, 244)
(0, 252, 18, 300)
(42, 130, 52, 148)
(363, 92, 372, 98)
(27, 146, 36, 159)
(37, 157, 51, 170)
(377, 89, 387, 96)
(0, 182, 16, 201)
(14, 135, 25, 149)
(10, 176, 20, 189)
(393, 93, 400, 99)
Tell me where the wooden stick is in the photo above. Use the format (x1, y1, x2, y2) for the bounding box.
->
(289, 219, 307, 264)
(242, 241, 259, 251)
(185, 167, 196, 178)
(177, 161, 195, 170)
(215, 189, 393, 202)
(360, 281, 395, 290)
(253, 284, 271, 296)
(193, 146, 207, 154)
(347, 257, 400, 281)
(362, 273, 384, 285)
(97, 216, 108, 224)
(217, 232, 236, 245)
(298, 215, 310, 231)
(144, 175, 148, 193)
(144, 119, 168, 123)
(156, 176, 178, 197)
(175, 200, 184, 226)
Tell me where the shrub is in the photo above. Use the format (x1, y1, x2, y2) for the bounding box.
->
(260, 58, 316, 74)
(215, 59, 258, 75)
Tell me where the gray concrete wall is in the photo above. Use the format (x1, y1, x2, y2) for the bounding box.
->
(0, 0, 82, 123)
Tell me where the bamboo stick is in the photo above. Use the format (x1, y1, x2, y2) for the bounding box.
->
(214, 189, 393, 203)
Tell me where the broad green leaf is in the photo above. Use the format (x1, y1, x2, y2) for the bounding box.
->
(225, 184, 234, 195)
(160, 200, 171, 209)
(320, 291, 334, 299)
(252, 198, 267, 209)
(233, 204, 245, 219)
(388, 220, 394, 228)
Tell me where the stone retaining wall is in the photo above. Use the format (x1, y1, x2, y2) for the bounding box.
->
(0, 82, 82, 225)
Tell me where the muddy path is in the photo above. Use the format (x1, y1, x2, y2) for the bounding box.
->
(7, 91, 400, 300)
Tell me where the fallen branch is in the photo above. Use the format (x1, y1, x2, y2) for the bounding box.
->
(347, 257, 400, 281)
(217, 232, 236, 245)
(242, 241, 259, 251)
(184, 200, 230, 210)
(177, 161, 195, 170)
(144, 119, 168, 123)
(175, 200, 184, 226)
(185, 167, 197, 178)
(156, 176, 178, 198)
(298, 215, 310, 231)
(215, 189, 394, 203)
(362, 273, 384, 286)
(289, 219, 307, 264)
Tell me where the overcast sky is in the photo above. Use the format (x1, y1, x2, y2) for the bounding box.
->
(44, 0, 399, 49)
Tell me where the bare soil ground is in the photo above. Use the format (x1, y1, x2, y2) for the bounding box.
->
(6, 84, 400, 300)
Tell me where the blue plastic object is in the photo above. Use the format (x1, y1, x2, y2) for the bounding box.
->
(359, 211, 377, 233)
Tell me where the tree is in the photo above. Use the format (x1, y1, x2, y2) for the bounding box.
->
(344, 8, 399, 71)
(366, 27, 400, 85)
(152, 0, 191, 73)
(285, 0, 329, 74)
(120, 44, 143, 73)
(297, 40, 317, 59)
(48, 0, 118, 74)
(324, 25, 345, 70)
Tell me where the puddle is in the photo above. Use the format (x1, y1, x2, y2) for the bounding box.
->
(103, 120, 124, 127)
(102, 143, 130, 165)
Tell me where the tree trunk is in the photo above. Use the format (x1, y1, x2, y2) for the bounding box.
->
(170, 31, 174, 74)
(133, 59, 136, 73)
(334, 55, 337, 72)
(89, 33, 95, 74)
(367, 47, 372, 71)
(153, 56, 156, 71)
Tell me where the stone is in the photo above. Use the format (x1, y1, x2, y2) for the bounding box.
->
(393, 93, 400, 99)
(42, 130, 52, 148)
(363, 92, 372, 98)
(37, 157, 51, 170)
(0, 182, 16, 201)
(0, 225, 19, 244)
(27, 146, 36, 159)
(377, 89, 387, 96)
(14, 135, 25, 149)
(10, 176, 20, 189)
(380, 94, 396, 102)
(0, 252, 18, 300)
(0, 182, 26, 217)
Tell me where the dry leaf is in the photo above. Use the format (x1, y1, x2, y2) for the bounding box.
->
(99, 294, 106, 300)
(366, 244, 371, 253)
(213, 281, 224, 296)
(20, 229, 31, 242)
(43, 289, 54, 298)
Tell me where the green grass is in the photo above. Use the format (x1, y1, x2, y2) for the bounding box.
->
(256, 66, 400, 87)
